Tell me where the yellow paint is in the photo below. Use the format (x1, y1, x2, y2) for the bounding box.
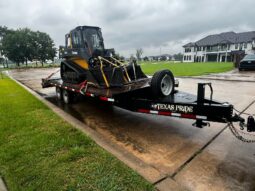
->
(99, 59, 109, 87)
(70, 57, 89, 69)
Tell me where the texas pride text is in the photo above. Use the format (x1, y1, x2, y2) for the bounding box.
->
(151, 103, 194, 113)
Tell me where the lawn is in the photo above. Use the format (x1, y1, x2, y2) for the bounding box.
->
(0, 76, 154, 191)
(140, 61, 234, 76)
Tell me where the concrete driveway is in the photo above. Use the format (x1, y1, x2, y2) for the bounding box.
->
(8, 68, 255, 191)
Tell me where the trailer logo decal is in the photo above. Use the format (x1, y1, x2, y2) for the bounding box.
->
(151, 104, 193, 113)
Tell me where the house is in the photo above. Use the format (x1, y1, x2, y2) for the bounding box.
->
(183, 31, 255, 63)
(146, 54, 172, 61)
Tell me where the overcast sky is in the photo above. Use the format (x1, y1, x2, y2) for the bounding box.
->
(0, 0, 255, 56)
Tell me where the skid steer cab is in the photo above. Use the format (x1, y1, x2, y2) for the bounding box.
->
(58, 25, 177, 98)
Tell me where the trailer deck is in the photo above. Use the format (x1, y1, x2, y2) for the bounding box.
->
(42, 74, 241, 128)
(42, 76, 152, 98)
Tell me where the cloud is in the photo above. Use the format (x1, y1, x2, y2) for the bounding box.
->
(0, 0, 255, 56)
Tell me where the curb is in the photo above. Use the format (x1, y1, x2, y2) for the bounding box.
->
(0, 178, 7, 191)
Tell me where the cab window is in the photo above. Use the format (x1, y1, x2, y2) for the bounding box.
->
(72, 31, 82, 48)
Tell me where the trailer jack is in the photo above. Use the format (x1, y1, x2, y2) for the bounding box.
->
(193, 119, 210, 128)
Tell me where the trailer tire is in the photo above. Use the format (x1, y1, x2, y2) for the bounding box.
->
(151, 69, 174, 97)
(56, 87, 63, 101)
(62, 89, 73, 104)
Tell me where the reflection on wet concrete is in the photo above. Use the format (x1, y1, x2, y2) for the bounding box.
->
(44, 92, 226, 175)
(46, 95, 149, 153)
(45, 88, 255, 191)
(175, 125, 255, 191)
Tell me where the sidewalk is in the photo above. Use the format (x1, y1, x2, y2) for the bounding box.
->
(180, 69, 255, 82)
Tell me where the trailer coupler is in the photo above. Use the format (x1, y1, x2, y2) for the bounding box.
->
(229, 114, 255, 132)
(231, 114, 245, 123)
(192, 114, 246, 129)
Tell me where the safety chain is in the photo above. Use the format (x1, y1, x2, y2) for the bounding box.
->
(228, 122, 255, 143)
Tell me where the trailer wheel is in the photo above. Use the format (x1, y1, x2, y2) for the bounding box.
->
(62, 89, 73, 104)
(56, 87, 62, 100)
(151, 69, 174, 97)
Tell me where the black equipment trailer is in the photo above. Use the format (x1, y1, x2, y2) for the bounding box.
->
(42, 72, 247, 129)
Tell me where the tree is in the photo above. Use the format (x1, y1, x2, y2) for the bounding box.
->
(0, 26, 11, 42)
(113, 52, 121, 60)
(35, 31, 56, 66)
(113, 52, 125, 61)
(0, 26, 12, 67)
(130, 54, 136, 62)
(20, 28, 37, 66)
(2, 30, 24, 66)
(173, 53, 183, 61)
(2, 28, 36, 66)
(0, 57, 4, 65)
(1, 27, 56, 66)
(143, 56, 149, 61)
(119, 55, 125, 61)
(136, 48, 143, 61)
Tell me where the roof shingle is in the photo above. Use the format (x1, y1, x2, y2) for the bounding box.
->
(184, 31, 255, 47)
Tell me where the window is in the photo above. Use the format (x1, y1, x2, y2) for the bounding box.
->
(67, 36, 72, 48)
(72, 31, 82, 48)
(235, 44, 238, 49)
(184, 56, 186, 60)
(83, 28, 104, 51)
(185, 48, 191, 53)
(91, 34, 101, 49)
(239, 43, 243, 50)
(244, 43, 247, 49)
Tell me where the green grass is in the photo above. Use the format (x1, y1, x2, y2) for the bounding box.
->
(140, 61, 234, 76)
(0, 77, 154, 191)
(0, 62, 60, 69)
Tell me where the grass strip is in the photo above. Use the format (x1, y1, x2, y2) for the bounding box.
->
(140, 61, 234, 76)
(0, 77, 154, 191)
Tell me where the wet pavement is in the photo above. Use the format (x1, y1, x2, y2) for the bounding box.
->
(185, 69, 255, 82)
(8, 68, 255, 191)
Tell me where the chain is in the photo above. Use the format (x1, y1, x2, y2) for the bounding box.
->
(226, 105, 255, 143)
(233, 108, 255, 117)
(228, 122, 255, 143)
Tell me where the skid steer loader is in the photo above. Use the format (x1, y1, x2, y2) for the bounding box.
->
(58, 26, 176, 97)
